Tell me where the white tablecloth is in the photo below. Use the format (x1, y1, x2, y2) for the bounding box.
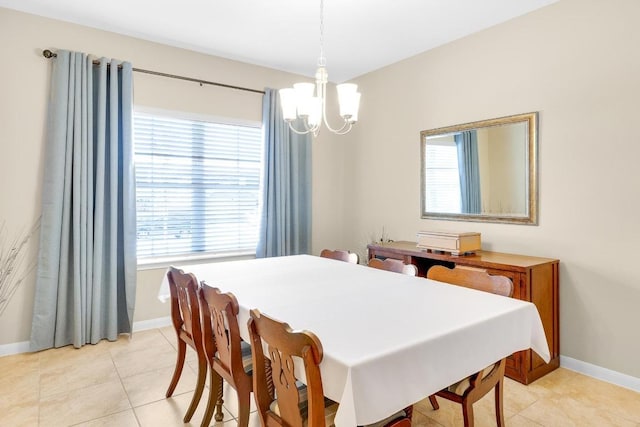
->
(158, 255, 550, 426)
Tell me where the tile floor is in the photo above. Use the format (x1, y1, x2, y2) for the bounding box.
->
(1, 327, 639, 426)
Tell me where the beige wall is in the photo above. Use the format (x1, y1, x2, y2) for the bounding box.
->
(343, 0, 640, 378)
(0, 7, 346, 344)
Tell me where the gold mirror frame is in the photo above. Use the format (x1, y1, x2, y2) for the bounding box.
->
(420, 112, 538, 225)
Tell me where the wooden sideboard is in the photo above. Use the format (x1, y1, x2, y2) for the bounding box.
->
(367, 241, 559, 385)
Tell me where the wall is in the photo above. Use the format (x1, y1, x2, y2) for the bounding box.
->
(343, 0, 640, 378)
(0, 7, 346, 345)
(487, 124, 527, 215)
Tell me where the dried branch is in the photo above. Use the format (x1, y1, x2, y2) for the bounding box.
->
(0, 219, 40, 316)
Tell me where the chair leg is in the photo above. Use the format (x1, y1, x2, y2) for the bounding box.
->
(462, 399, 475, 427)
(166, 339, 187, 397)
(184, 353, 207, 422)
(428, 395, 439, 410)
(494, 379, 506, 427)
(214, 375, 224, 422)
(237, 389, 251, 427)
(201, 369, 223, 427)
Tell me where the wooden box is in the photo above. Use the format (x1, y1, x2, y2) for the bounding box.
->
(416, 231, 481, 256)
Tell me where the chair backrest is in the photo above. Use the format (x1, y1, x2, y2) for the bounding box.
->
(368, 258, 418, 276)
(248, 309, 326, 427)
(426, 265, 513, 297)
(320, 249, 359, 264)
(198, 285, 248, 384)
(167, 266, 203, 348)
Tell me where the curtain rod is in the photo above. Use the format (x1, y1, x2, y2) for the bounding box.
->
(42, 49, 265, 95)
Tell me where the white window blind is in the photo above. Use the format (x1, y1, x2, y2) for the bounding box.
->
(134, 111, 263, 261)
(424, 141, 462, 213)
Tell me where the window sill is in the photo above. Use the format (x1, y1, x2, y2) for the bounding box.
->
(137, 251, 256, 271)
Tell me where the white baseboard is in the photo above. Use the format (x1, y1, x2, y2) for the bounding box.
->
(0, 316, 172, 357)
(132, 316, 172, 332)
(0, 341, 30, 357)
(560, 355, 640, 392)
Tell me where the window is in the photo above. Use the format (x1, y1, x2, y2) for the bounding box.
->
(134, 110, 263, 262)
(423, 140, 461, 213)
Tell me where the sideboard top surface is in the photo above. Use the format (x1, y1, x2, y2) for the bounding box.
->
(368, 241, 559, 270)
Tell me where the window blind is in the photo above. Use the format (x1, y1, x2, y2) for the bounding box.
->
(424, 142, 462, 213)
(134, 111, 263, 260)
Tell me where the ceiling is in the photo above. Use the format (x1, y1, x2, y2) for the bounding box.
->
(1, 0, 558, 82)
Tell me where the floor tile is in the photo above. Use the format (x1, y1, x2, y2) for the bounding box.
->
(108, 329, 173, 358)
(122, 364, 202, 408)
(0, 399, 39, 427)
(40, 351, 119, 398)
(39, 342, 112, 372)
(0, 351, 40, 375)
(39, 378, 131, 426)
(519, 393, 638, 427)
(111, 340, 178, 378)
(0, 364, 40, 410)
(71, 409, 140, 426)
(506, 414, 545, 426)
(544, 370, 640, 423)
(134, 390, 234, 427)
(407, 409, 444, 426)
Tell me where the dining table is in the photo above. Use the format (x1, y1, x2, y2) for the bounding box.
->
(158, 254, 550, 427)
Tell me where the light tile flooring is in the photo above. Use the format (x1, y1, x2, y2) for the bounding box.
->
(1, 327, 639, 426)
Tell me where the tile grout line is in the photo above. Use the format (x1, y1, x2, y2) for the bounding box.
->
(112, 344, 143, 427)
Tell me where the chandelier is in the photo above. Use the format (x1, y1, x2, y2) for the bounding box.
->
(279, 0, 361, 136)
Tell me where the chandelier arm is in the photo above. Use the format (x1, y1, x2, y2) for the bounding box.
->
(327, 121, 353, 135)
(287, 122, 313, 135)
(286, 119, 319, 136)
(318, 79, 352, 134)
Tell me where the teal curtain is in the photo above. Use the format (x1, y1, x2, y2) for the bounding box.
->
(30, 50, 137, 350)
(256, 88, 312, 257)
(455, 130, 482, 214)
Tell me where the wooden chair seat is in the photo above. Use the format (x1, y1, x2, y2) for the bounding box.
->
(230, 340, 253, 373)
(446, 364, 498, 395)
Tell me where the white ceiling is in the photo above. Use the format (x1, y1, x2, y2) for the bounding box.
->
(1, 0, 558, 82)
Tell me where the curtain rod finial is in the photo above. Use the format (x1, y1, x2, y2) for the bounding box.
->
(42, 49, 56, 58)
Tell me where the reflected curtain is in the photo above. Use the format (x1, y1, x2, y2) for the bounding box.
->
(455, 130, 482, 214)
(256, 88, 312, 257)
(30, 50, 137, 350)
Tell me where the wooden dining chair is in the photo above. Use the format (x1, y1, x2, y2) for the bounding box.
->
(165, 267, 208, 423)
(426, 265, 514, 427)
(248, 309, 412, 427)
(367, 258, 418, 276)
(198, 285, 253, 427)
(320, 249, 359, 264)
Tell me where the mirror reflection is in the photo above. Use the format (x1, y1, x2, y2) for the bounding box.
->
(420, 112, 537, 225)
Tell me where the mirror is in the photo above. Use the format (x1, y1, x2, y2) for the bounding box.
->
(420, 112, 538, 225)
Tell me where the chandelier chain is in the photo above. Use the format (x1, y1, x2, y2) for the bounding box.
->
(318, 0, 326, 67)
